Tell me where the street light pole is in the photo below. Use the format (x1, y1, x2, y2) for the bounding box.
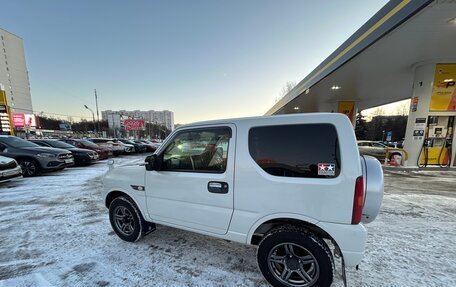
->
(94, 89, 100, 132)
(84, 105, 96, 133)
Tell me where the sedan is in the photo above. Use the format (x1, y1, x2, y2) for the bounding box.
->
(357, 140, 403, 162)
(0, 135, 74, 177)
(30, 139, 99, 166)
(59, 139, 113, 160)
(134, 140, 158, 152)
(117, 139, 147, 153)
(88, 138, 125, 156)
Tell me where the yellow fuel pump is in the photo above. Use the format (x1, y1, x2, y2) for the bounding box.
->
(419, 116, 454, 167)
(438, 117, 454, 168)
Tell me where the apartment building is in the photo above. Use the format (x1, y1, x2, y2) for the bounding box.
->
(102, 109, 174, 131)
(0, 28, 33, 114)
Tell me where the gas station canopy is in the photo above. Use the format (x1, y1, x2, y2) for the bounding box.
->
(266, 0, 456, 115)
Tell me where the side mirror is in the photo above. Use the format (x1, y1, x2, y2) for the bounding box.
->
(0, 143, 5, 152)
(145, 154, 161, 171)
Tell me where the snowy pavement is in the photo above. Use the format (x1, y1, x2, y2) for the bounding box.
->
(0, 155, 455, 287)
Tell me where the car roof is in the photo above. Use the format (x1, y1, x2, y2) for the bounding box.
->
(176, 113, 348, 130)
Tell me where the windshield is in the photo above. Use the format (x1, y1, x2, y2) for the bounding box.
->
(79, 140, 99, 147)
(0, 137, 40, 148)
(46, 140, 74, 149)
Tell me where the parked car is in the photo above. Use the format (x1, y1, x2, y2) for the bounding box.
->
(111, 139, 135, 154)
(134, 139, 157, 152)
(0, 155, 22, 182)
(88, 138, 124, 156)
(59, 138, 113, 160)
(357, 140, 387, 161)
(117, 139, 146, 153)
(0, 135, 74, 177)
(357, 140, 403, 162)
(102, 114, 384, 287)
(30, 139, 99, 166)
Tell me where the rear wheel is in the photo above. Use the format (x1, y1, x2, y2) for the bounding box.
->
(18, 159, 40, 177)
(257, 226, 334, 287)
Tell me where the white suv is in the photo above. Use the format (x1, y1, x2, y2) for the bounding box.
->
(102, 113, 383, 287)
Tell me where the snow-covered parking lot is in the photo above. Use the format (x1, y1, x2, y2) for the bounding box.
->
(1, 155, 455, 287)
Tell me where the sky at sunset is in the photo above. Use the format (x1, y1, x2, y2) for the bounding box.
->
(1, 0, 388, 124)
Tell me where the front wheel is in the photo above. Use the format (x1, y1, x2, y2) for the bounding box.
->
(109, 197, 144, 242)
(257, 226, 334, 287)
(18, 159, 40, 177)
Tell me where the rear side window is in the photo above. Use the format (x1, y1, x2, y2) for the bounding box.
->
(249, 124, 341, 178)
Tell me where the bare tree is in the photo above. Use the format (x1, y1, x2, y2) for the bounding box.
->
(395, 100, 410, 116)
(277, 81, 297, 102)
(371, 107, 385, 116)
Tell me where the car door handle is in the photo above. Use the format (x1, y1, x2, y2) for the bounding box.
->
(208, 181, 229, 194)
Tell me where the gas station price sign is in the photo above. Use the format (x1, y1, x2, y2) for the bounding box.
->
(0, 104, 13, 135)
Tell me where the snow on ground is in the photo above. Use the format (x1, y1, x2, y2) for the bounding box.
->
(0, 155, 455, 287)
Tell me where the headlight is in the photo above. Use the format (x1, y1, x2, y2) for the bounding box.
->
(36, 153, 57, 158)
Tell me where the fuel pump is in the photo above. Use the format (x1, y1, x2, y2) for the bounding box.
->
(418, 126, 429, 168)
(438, 116, 454, 168)
(418, 116, 455, 167)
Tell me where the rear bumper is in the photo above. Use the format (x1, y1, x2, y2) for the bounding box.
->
(317, 221, 367, 267)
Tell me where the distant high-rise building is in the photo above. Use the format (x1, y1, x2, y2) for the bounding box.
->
(0, 28, 33, 114)
(102, 109, 174, 131)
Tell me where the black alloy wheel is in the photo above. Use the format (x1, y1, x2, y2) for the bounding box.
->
(18, 159, 39, 177)
(109, 197, 144, 242)
(257, 226, 334, 287)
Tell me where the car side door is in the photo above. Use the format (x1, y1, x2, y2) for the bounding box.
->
(144, 125, 235, 235)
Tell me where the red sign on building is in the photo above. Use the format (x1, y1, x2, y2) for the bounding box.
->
(12, 113, 37, 127)
(123, 119, 145, 131)
(12, 113, 26, 127)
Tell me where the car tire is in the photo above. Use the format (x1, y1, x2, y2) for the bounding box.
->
(257, 226, 334, 287)
(18, 159, 40, 177)
(109, 196, 145, 242)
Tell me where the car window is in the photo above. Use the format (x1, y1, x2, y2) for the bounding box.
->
(162, 127, 231, 173)
(33, 141, 50, 147)
(46, 140, 74, 149)
(79, 140, 99, 147)
(249, 124, 340, 178)
(372, 143, 385, 148)
(0, 137, 40, 148)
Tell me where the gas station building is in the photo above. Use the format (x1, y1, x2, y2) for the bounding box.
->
(266, 0, 456, 168)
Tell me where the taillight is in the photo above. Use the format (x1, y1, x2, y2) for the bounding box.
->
(351, 176, 364, 224)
